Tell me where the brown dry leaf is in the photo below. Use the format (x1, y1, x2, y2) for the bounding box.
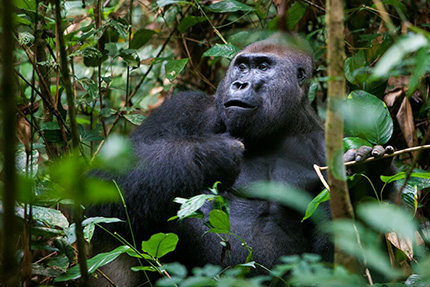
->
(383, 88, 404, 108)
(16, 116, 32, 153)
(387, 231, 413, 261)
(396, 96, 418, 148)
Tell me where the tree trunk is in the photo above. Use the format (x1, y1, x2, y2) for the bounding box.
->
(0, 0, 20, 284)
(325, 0, 360, 272)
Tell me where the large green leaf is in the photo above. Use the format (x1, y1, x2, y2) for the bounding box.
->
(357, 202, 417, 240)
(373, 33, 429, 78)
(141, 233, 179, 259)
(207, 0, 254, 13)
(173, 194, 215, 219)
(54, 246, 130, 282)
(343, 137, 372, 152)
(343, 90, 393, 145)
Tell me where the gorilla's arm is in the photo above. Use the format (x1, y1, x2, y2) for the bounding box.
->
(101, 92, 243, 231)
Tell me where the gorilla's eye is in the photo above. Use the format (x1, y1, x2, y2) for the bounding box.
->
(297, 68, 307, 83)
(238, 63, 248, 71)
(258, 63, 270, 71)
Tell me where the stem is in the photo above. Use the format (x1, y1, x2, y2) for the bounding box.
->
(55, 0, 88, 285)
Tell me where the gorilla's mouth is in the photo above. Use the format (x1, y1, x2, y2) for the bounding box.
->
(224, 100, 256, 110)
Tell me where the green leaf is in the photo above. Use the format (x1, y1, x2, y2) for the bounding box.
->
(345, 51, 367, 85)
(381, 171, 430, 184)
(302, 189, 330, 221)
(123, 114, 145, 126)
(286, 1, 308, 30)
(343, 90, 393, 145)
(373, 33, 429, 78)
(357, 202, 417, 239)
(174, 194, 216, 219)
(177, 16, 206, 34)
(156, 0, 191, 8)
(165, 58, 188, 81)
(203, 43, 240, 60)
(120, 49, 140, 68)
(54, 246, 130, 282)
(131, 266, 157, 272)
(105, 43, 118, 57)
(141, 233, 179, 259)
(343, 137, 372, 152)
(31, 205, 69, 229)
(208, 210, 231, 231)
(14, 0, 36, 10)
(130, 29, 156, 50)
(207, 0, 254, 13)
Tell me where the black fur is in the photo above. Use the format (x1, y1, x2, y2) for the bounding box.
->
(88, 38, 332, 286)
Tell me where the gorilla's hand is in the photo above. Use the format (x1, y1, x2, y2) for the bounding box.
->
(344, 145, 395, 162)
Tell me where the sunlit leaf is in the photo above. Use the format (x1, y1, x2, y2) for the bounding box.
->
(207, 0, 254, 13)
(373, 33, 429, 78)
(141, 233, 179, 259)
(202, 43, 240, 60)
(343, 137, 372, 152)
(54, 246, 130, 282)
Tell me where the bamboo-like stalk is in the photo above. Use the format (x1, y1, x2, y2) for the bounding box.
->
(54, 0, 89, 285)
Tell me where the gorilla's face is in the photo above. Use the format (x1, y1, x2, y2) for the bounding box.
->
(216, 43, 313, 141)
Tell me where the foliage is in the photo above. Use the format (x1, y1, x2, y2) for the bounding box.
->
(0, 0, 430, 286)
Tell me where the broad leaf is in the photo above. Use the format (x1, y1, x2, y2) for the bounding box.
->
(302, 189, 330, 221)
(208, 210, 231, 231)
(141, 233, 179, 259)
(54, 246, 130, 282)
(130, 29, 156, 50)
(343, 137, 372, 152)
(343, 90, 393, 145)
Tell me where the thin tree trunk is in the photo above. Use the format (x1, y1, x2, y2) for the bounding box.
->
(325, 0, 360, 272)
(0, 0, 19, 284)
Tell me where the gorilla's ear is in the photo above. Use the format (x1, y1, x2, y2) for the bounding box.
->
(297, 67, 308, 85)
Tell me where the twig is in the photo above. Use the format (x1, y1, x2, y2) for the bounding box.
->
(318, 144, 430, 171)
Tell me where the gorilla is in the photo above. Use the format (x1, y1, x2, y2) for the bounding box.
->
(88, 35, 332, 286)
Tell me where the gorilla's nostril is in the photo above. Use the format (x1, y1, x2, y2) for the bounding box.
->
(232, 81, 249, 90)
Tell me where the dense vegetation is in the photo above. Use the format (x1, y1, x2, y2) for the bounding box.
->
(1, 0, 430, 286)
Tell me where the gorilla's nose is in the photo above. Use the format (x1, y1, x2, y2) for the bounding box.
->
(231, 81, 250, 91)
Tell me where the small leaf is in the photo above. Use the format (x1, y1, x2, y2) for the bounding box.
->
(130, 29, 156, 50)
(120, 49, 140, 68)
(302, 189, 330, 221)
(177, 16, 206, 34)
(207, 0, 254, 13)
(209, 210, 231, 231)
(174, 194, 215, 219)
(54, 246, 130, 282)
(203, 43, 240, 60)
(156, 0, 191, 8)
(165, 58, 189, 81)
(141, 233, 179, 259)
(123, 114, 145, 126)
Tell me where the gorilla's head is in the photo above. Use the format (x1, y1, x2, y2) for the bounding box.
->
(215, 35, 314, 143)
